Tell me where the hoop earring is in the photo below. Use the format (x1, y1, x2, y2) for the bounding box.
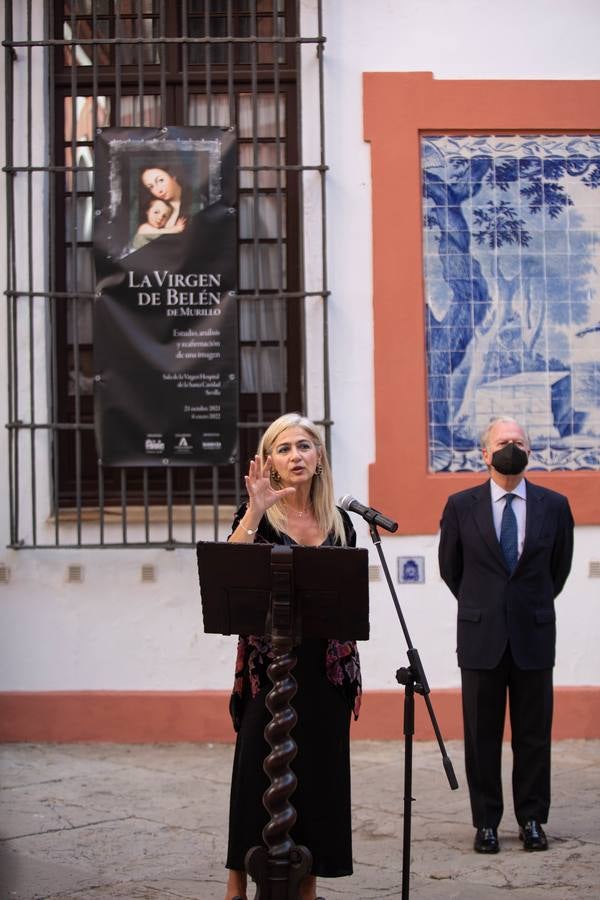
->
(271, 469, 282, 483)
(315, 462, 323, 476)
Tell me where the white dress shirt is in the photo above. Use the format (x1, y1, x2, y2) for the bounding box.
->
(490, 478, 527, 559)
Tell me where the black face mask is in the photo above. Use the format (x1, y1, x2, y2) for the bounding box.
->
(490, 442, 529, 475)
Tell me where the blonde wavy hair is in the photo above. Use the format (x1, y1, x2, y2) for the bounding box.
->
(256, 412, 347, 546)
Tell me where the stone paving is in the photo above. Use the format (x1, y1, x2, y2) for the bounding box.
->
(1, 740, 599, 899)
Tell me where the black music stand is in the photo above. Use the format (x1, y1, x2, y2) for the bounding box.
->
(197, 541, 369, 900)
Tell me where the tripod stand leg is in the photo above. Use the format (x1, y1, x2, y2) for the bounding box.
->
(370, 524, 458, 899)
(402, 680, 415, 900)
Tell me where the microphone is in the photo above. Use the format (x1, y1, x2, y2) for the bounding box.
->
(339, 494, 398, 533)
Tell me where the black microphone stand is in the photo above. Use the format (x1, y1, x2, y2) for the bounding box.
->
(367, 519, 459, 900)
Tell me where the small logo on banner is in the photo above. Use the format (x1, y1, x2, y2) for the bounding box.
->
(145, 435, 165, 453)
(174, 434, 193, 454)
(201, 435, 222, 450)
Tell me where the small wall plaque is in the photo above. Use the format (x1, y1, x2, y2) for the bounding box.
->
(397, 556, 425, 584)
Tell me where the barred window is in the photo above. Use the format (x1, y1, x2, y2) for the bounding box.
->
(4, 1, 329, 548)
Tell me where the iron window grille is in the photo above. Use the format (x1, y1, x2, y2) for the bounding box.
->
(3, 0, 331, 549)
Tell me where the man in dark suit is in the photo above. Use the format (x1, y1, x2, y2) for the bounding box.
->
(438, 416, 574, 854)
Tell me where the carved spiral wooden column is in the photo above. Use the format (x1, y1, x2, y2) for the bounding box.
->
(245, 546, 312, 899)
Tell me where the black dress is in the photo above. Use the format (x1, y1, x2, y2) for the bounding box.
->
(225, 505, 361, 878)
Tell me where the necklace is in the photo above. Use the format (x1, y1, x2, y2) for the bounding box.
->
(287, 502, 312, 518)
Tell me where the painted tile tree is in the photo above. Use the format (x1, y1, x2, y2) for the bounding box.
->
(422, 135, 600, 472)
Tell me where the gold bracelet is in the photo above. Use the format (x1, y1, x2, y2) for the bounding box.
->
(240, 523, 257, 535)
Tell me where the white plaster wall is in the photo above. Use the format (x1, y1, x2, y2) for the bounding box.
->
(0, 545, 237, 691)
(1, 0, 599, 695)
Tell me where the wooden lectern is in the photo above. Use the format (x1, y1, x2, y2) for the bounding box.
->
(197, 541, 369, 900)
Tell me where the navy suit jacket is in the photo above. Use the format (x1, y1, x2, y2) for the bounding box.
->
(438, 479, 574, 671)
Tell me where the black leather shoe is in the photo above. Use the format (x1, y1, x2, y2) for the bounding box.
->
(519, 819, 548, 851)
(474, 826, 499, 853)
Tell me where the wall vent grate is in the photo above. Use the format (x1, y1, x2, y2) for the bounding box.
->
(67, 565, 84, 584)
(368, 565, 381, 582)
(141, 564, 156, 583)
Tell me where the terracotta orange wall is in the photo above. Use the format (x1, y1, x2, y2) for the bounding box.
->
(0, 687, 598, 742)
(363, 72, 600, 535)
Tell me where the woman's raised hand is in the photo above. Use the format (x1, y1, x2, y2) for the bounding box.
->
(245, 455, 294, 516)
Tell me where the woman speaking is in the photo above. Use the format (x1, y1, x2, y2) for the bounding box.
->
(224, 413, 361, 900)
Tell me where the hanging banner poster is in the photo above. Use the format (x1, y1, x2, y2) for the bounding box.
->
(93, 126, 238, 467)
